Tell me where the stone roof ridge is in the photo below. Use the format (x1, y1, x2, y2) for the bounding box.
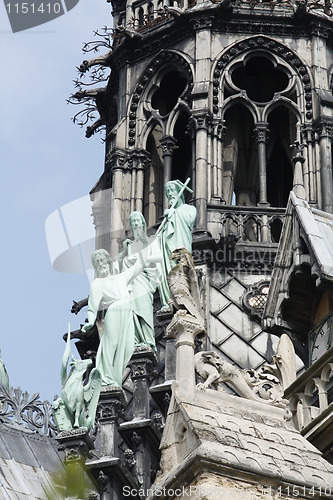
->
(263, 191, 333, 326)
(290, 191, 333, 280)
(156, 386, 333, 495)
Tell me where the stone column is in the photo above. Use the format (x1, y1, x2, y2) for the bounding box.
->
(166, 312, 205, 400)
(132, 150, 150, 214)
(318, 121, 333, 213)
(159, 136, 178, 211)
(305, 126, 316, 203)
(129, 346, 157, 420)
(191, 112, 211, 236)
(211, 120, 225, 203)
(95, 386, 127, 457)
(130, 166, 137, 213)
(107, 150, 129, 256)
(91, 187, 112, 253)
(254, 123, 269, 206)
(56, 428, 95, 499)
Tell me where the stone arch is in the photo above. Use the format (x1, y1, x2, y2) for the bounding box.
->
(222, 95, 259, 123)
(216, 36, 313, 208)
(213, 35, 314, 121)
(128, 51, 194, 147)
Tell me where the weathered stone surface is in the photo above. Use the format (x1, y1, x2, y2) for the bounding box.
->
(147, 386, 333, 499)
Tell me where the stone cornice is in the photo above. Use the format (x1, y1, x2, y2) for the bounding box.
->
(106, 8, 333, 73)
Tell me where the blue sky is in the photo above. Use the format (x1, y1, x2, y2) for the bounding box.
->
(1, 0, 112, 403)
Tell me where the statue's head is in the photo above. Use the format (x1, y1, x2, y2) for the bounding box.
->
(129, 211, 147, 242)
(129, 211, 146, 229)
(165, 180, 185, 207)
(91, 249, 112, 278)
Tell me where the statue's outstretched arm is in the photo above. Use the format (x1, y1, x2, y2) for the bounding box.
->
(82, 282, 103, 333)
(123, 257, 145, 286)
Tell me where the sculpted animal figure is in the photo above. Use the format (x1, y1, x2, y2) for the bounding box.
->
(194, 351, 284, 404)
(52, 333, 102, 431)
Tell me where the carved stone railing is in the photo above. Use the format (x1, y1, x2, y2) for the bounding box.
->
(284, 347, 333, 460)
(0, 385, 58, 436)
(126, 0, 332, 33)
(230, 0, 332, 16)
(209, 205, 285, 244)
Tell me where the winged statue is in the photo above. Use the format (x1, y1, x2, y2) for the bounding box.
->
(52, 332, 102, 432)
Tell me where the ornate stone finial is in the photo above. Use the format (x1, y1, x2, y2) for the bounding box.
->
(291, 122, 306, 200)
(52, 330, 102, 432)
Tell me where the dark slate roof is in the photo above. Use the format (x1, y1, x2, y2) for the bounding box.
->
(0, 423, 64, 499)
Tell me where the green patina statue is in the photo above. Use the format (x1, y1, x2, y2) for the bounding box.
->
(0, 350, 9, 391)
(52, 330, 102, 431)
(113, 211, 162, 351)
(82, 248, 152, 387)
(157, 179, 197, 312)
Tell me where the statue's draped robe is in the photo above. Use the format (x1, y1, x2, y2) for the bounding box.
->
(114, 237, 161, 351)
(158, 203, 197, 309)
(87, 263, 141, 386)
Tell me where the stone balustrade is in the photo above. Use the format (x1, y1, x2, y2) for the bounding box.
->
(208, 205, 285, 244)
(284, 346, 333, 462)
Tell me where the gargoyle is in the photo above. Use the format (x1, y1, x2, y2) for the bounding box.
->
(194, 350, 285, 406)
(78, 50, 112, 73)
(114, 26, 143, 40)
(163, 5, 182, 18)
(52, 333, 102, 431)
(71, 297, 88, 315)
(167, 247, 204, 328)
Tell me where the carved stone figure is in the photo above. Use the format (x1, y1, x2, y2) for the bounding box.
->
(113, 211, 162, 351)
(157, 179, 196, 312)
(52, 333, 102, 431)
(82, 248, 151, 387)
(194, 350, 286, 406)
(167, 247, 204, 328)
(261, 333, 297, 390)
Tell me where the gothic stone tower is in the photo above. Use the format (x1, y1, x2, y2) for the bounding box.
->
(71, 0, 333, 497)
(81, 0, 333, 372)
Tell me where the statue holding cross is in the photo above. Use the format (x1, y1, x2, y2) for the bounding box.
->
(157, 179, 197, 312)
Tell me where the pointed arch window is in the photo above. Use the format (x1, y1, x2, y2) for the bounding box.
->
(221, 52, 298, 209)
